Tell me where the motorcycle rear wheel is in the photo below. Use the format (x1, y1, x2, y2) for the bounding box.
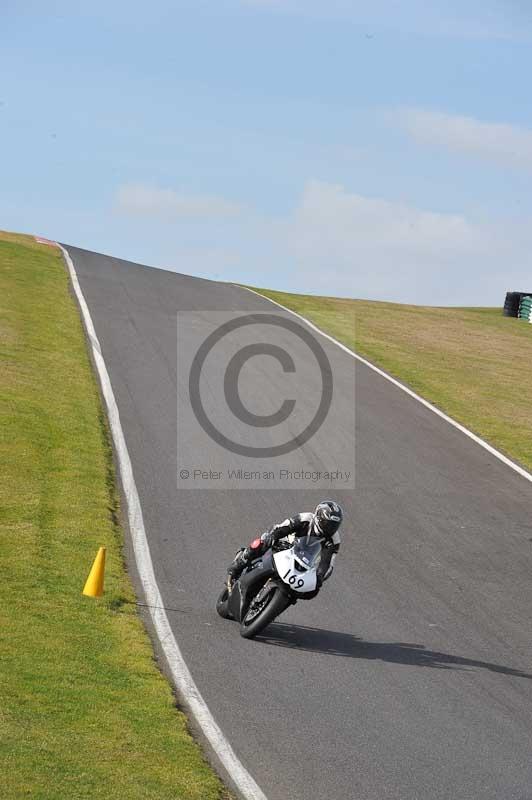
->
(240, 585, 290, 639)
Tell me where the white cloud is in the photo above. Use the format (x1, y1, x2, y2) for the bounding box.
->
(292, 180, 479, 252)
(276, 180, 532, 304)
(115, 183, 243, 220)
(112, 179, 532, 306)
(397, 109, 532, 172)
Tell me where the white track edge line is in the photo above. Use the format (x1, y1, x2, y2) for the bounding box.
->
(240, 285, 532, 486)
(60, 245, 269, 800)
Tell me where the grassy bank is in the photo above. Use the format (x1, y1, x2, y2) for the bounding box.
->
(254, 288, 532, 473)
(0, 231, 229, 799)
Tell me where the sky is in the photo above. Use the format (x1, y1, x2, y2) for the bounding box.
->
(1, 0, 532, 305)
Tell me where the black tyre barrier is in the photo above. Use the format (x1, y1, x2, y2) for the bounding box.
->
(504, 292, 521, 317)
(504, 291, 532, 317)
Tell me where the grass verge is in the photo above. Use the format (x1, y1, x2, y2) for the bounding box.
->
(253, 287, 532, 473)
(0, 230, 230, 799)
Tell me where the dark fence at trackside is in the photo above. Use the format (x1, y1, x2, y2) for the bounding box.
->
(504, 291, 532, 320)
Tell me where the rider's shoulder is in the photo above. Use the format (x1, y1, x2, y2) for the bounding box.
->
(297, 511, 314, 524)
(331, 531, 341, 546)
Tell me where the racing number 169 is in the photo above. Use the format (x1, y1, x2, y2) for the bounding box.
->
(282, 568, 305, 589)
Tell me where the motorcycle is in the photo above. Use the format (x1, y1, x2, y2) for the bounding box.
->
(216, 535, 322, 638)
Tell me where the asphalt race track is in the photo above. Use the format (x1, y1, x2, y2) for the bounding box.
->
(66, 245, 532, 800)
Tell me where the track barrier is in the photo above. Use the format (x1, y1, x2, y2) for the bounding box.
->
(518, 295, 532, 323)
(503, 291, 532, 321)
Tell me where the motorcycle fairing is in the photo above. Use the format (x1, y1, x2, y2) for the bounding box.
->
(227, 550, 276, 622)
(273, 548, 318, 593)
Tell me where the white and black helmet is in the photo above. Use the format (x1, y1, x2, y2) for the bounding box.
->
(313, 500, 343, 538)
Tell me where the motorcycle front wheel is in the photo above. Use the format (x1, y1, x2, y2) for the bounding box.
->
(239, 585, 290, 639)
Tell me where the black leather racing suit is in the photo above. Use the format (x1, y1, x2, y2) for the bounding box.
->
(228, 512, 341, 585)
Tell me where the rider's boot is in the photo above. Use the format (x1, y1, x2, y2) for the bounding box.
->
(227, 548, 249, 587)
(226, 538, 263, 587)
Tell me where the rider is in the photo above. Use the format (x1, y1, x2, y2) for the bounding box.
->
(227, 500, 343, 588)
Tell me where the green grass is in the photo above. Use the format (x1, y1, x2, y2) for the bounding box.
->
(253, 287, 532, 473)
(0, 231, 230, 799)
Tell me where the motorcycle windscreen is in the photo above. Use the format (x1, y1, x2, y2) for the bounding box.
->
(293, 537, 322, 569)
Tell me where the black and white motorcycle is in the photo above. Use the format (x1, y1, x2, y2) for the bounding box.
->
(216, 535, 322, 638)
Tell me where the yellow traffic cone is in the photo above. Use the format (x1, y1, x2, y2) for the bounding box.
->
(82, 547, 106, 597)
